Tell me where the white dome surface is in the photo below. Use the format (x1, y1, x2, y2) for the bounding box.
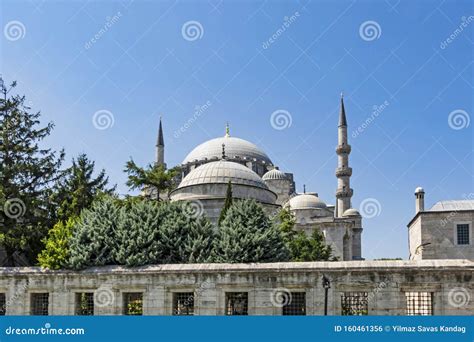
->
(288, 193, 327, 210)
(177, 160, 269, 189)
(182, 136, 272, 165)
(342, 208, 361, 217)
(262, 169, 287, 181)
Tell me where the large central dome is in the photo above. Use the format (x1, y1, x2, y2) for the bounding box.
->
(178, 160, 269, 189)
(182, 135, 272, 165)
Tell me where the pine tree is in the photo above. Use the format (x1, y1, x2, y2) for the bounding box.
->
(218, 181, 233, 226)
(37, 217, 77, 269)
(124, 159, 178, 200)
(0, 81, 65, 265)
(51, 154, 115, 222)
(213, 200, 289, 263)
(69, 196, 121, 269)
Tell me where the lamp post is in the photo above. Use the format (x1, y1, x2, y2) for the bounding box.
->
(322, 275, 331, 316)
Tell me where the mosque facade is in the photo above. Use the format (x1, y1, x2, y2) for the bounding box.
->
(155, 96, 363, 261)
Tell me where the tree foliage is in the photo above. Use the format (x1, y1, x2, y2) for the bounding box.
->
(51, 154, 115, 222)
(218, 181, 233, 226)
(68, 196, 121, 269)
(213, 200, 289, 263)
(276, 208, 336, 261)
(0, 83, 64, 265)
(37, 217, 77, 269)
(124, 159, 178, 200)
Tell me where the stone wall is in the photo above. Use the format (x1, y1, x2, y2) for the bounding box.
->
(408, 211, 474, 260)
(0, 260, 472, 316)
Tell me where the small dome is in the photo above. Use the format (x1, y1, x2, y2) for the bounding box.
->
(342, 208, 361, 217)
(262, 168, 287, 181)
(415, 186, 424, 193)
(182, 136, 272, 165)
(177, 160, 268, 190)
(288, 193, 327, 210)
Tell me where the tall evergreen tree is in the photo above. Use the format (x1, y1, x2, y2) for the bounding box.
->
(218, 181, 233, 225)
(0, 81, 64, 265)
(51, 154, 115, 222)
(213, 200, 289, 263)
(69, 196, 121, 269)
(124, 159, 178, 200)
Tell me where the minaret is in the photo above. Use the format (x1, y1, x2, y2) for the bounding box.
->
(335, 94, 353, 217)
(156, 117, 166, 168)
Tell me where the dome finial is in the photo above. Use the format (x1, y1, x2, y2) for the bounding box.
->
(303, 184, 306, 193)
(225, 122, 230, 137)
(222, 143, 226, 159)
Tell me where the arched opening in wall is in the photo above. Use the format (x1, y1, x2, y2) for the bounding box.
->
(343, 232, 350, 261)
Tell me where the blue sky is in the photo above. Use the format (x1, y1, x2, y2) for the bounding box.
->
(1, 0, 472, 259)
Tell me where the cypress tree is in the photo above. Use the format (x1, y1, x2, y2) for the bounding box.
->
(218, 181, 233, 226)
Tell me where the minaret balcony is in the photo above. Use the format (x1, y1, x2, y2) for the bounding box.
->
(336, 167, 352, 177)
(336, 144, 351, 154)
(336, 188, 353, 198)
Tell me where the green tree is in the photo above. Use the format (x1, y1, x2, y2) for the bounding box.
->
(159, 202, 215, 264)
(37, 217, 77, 269)
(288, 230, 336, 262)
(69, 196, 121, 269)
(51, 154, 115, 222)
(213, 200, 289, 263)
(124, 159, 178, 201)
(218, 181, 233, 225)
(276, 208, 336, 261)
(0, 81, 65, 265)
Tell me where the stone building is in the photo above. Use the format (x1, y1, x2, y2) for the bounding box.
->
(408, 187, 474, 260)
(0, 260, 471, 316)
(166, 96, 363, 261)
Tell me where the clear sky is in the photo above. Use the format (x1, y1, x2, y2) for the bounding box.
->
(1, 0, 472, 259)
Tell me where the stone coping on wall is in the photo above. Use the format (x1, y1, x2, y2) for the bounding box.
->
(0, 259, 472, 276)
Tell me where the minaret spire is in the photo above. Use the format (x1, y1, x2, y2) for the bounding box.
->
(335, 94, 353, 217)
(156, 116, 166, 168)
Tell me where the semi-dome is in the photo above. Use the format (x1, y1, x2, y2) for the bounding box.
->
(177, 160, 269, 190)
(288, 193, 327, 210)
(342, 208, 361, 217)
(182, 135, 272, 165)
(262, 168, 287, 181)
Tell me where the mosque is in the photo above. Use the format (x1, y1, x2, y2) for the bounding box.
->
(154, 96, 363, 261)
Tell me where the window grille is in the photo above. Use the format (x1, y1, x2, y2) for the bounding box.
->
(406, 292, 433, 315)
(31, 293, 49, 316)
(457, 224, 470, 245)
(123, 293, 143, 315)
(282, 292, 306, 316)
(173, 292, 194, 315)
(225, 292, 248, 316)
(75, 293, 94, 316)
(341, 292, 368, 315)
(0, 293, 5, 315)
